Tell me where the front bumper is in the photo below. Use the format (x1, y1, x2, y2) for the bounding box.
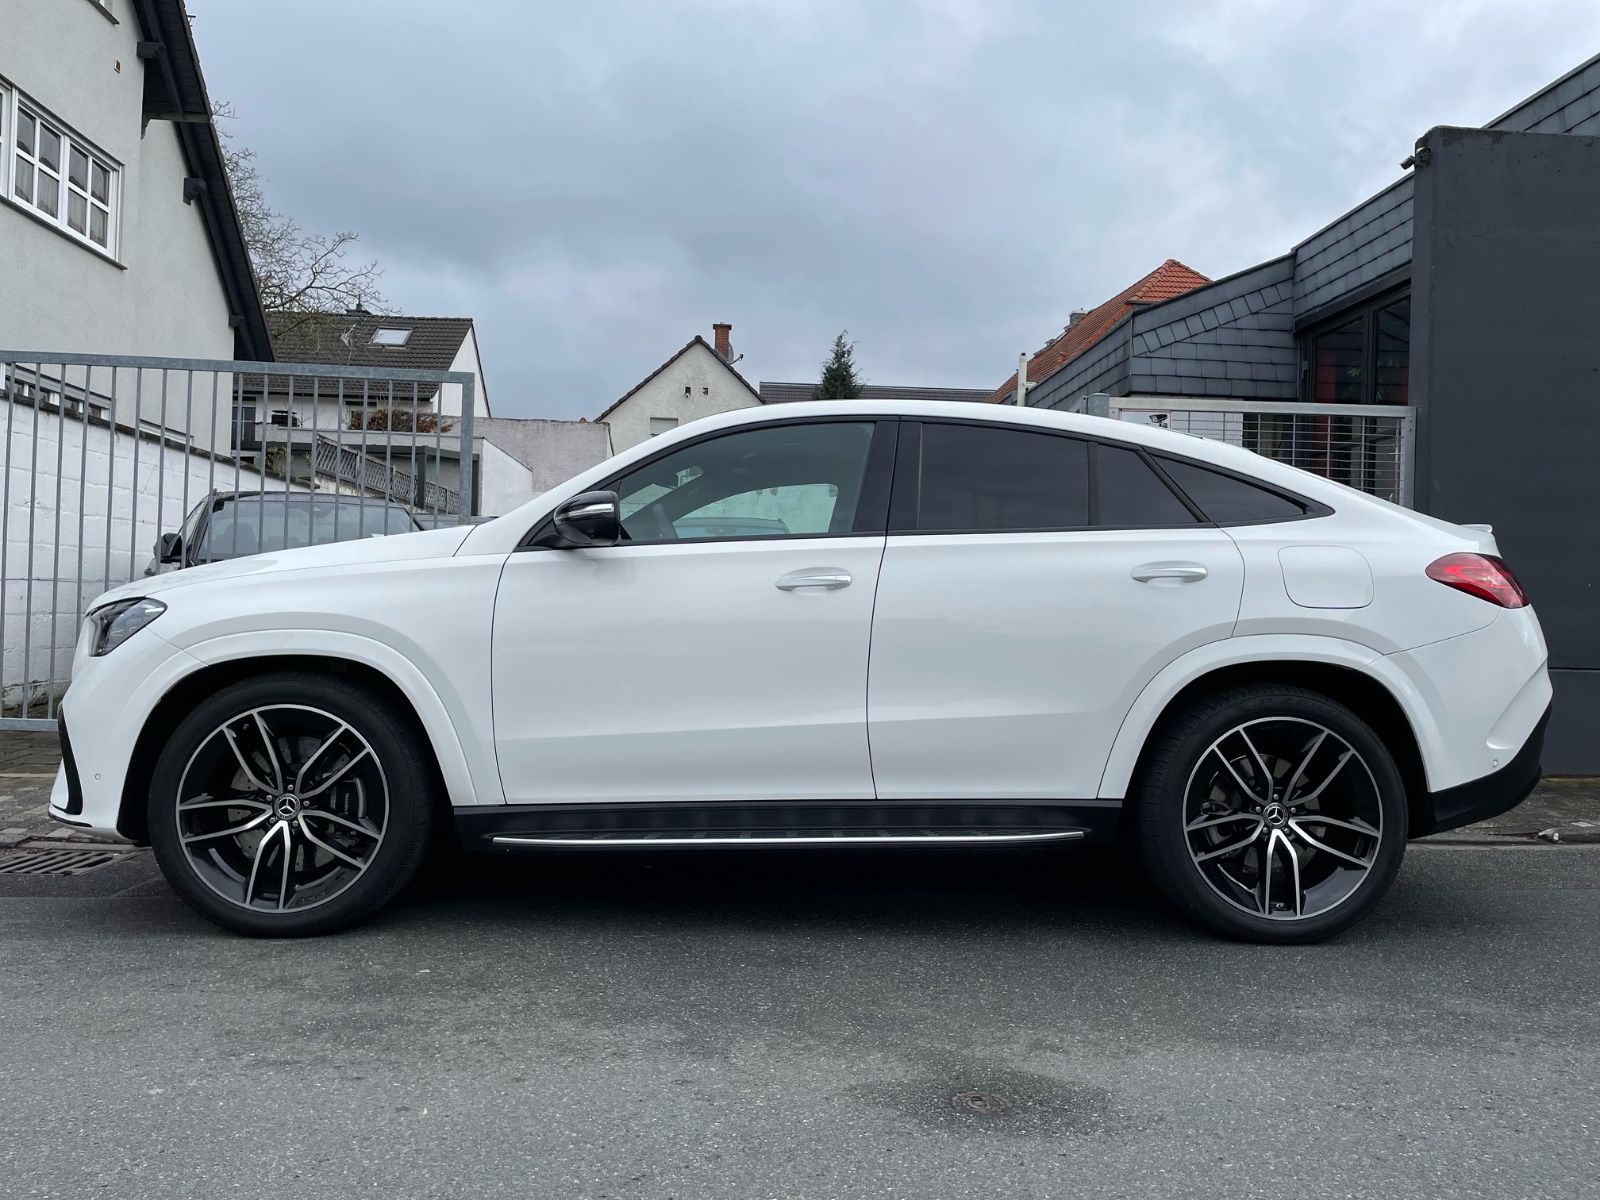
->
(47, 625, 198, 842)
(1414, 702, 1550, 837)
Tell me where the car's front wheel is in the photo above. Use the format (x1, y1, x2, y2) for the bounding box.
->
(148, 671, 436, 936)
(1137, 684, 1408, 943)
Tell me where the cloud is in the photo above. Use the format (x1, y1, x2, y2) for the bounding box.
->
(190, 0, 1600, 416)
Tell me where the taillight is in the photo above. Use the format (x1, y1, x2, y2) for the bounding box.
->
(1426, 553, 1529, 608)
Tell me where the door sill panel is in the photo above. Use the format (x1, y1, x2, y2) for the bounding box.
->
(492, 829, 1086, 849)
(455, 799, 1119, 849)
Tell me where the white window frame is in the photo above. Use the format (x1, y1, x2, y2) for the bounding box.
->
(0, 79, 122, 258)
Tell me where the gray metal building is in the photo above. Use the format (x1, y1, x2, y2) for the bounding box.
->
(1001, 55, 1600, 771)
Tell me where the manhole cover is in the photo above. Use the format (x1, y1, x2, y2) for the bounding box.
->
(951, 1090, 1011, 1116)
(0, 847, 123, 876)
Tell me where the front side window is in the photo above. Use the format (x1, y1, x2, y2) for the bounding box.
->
(1, 83, 119, 254)
(613, 422, 876, 542)
(917, 423, 1089, 532)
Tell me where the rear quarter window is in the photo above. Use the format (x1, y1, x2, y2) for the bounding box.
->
(1154, 457, 1311, 525)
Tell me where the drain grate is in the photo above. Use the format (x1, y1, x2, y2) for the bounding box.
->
(0, 847, 124, 876)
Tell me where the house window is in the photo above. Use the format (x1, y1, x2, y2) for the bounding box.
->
(649, 417, 679, 437)
(0, 81, 120, 256)
(370, 328, 411, 346)
(1300, 289, 1410, 406)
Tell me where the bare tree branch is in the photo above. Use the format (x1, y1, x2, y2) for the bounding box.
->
(213, 100, 389, 330)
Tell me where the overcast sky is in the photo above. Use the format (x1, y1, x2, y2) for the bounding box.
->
(190, 1, 1600, 419)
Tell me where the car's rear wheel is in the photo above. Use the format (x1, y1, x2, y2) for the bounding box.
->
(1137, 685, 1407, 943)
(148, 671, 436, 936)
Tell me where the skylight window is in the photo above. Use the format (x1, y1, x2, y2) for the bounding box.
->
(371, 328, 412, 347)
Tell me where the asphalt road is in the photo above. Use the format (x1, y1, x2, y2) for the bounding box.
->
(1, 843, 1596, 1200)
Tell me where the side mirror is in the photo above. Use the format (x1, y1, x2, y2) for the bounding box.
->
(551, 490, 621, 548)
(158, 532, 184, 564)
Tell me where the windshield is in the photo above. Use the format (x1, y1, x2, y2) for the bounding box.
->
(195, 496, 420, 561)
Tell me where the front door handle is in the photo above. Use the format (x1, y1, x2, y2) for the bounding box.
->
(775, 569, 852, 591)
(1131, 561, 1208, 584)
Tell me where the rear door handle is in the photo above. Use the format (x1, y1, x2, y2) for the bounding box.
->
(1131, 561, 1208, 584)
(775, 569, 852, 591)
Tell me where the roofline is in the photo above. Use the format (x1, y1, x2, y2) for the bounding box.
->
(596, 335, 761, 422)
(1289, 53, 1600, 259)
(461, 323, 491, 417)
(1125, 252, 1296, 323)
(1288, 174, 1413, 256)
(1486, 49, 1600, 128)
(759, 380, 994, 396)
(131, 0, 271, 360)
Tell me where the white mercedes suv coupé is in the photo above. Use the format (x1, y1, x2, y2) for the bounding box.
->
(50, 401, 1551, 942)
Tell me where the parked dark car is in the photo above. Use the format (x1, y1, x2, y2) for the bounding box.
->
(146, 492, 422, 574)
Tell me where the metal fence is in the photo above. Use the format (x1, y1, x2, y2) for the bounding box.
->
(1075, 395, 1415, 507)
(1, 350, 476, 729)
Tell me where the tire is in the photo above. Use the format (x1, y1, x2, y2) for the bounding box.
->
(148, 671, 438, 936)
(1136, 684, 1407, 944)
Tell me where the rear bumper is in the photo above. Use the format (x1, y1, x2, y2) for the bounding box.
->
(1414, 703, 1549, 837)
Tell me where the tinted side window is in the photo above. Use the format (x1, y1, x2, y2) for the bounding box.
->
(612, 422, 876, 542)
(1096, 445, 1198, 526)
(1155, 457, 1309, 525)
(918, 424, 1088, 532)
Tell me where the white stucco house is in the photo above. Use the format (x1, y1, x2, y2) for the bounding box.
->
(598, 323, 761, 452)
(0, 0, 272, 449)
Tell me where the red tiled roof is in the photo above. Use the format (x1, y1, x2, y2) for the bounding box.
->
(988, 259, 1211, 403)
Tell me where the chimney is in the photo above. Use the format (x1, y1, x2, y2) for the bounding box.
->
(712, 322, 733, 361)
(1067, 309, 1089, 327)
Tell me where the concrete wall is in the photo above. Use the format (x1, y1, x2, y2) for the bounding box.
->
(1, 399, 310, 709)
(476, 416, 613, 495)
(1409, 125, 1600, 771)
(0, 1, 238, 447)
(603, 342, 761, 452)
(477, 439, 534, 516)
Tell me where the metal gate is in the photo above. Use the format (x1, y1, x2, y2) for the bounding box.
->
(1, 351, 477, 729)
(1076, 395, 1415, 507)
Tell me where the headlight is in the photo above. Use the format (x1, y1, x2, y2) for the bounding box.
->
(86, 598, 167, 657)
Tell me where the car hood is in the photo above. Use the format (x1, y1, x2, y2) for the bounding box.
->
(91, 525, 475, 608)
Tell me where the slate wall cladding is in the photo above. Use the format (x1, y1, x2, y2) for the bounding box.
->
(1292, 180, 1413, 316)
(1129, 258, 1298, 400)
(1028, 55, 1600, 415)
(1288, 55, 1600, 322)
(1489, 55, 1600, 136)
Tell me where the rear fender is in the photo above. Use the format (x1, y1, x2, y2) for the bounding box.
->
(1098, 635, 1443, 797)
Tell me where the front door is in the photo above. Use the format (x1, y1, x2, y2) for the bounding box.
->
(491, 419, 893, 805)
(867, 420, 1246, 800)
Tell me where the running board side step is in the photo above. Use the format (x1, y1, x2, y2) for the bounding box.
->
(491, 829, 1086, 848)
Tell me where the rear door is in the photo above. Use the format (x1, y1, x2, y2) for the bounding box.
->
(865, 420, 1245, 800)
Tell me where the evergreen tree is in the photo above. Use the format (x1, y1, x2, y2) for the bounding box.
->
(813, 331, 865, 400)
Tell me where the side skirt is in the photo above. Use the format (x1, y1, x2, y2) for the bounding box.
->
(453, 798, 1121, 851)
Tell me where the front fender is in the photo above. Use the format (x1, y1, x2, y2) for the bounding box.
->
(1096, 634, 1443, 798)
(178, 630, 500, 808)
